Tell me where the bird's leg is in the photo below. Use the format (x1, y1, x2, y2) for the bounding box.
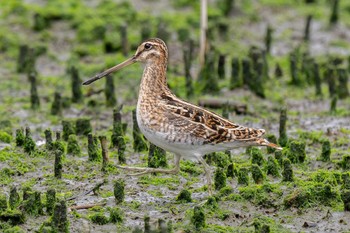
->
(116, 154, 181, 176)
(197, 156, 213, 196)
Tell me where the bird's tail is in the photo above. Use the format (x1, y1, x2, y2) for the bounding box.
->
(255, 138, 283, 150)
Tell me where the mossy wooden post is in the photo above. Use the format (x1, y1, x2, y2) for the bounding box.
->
(111, 109, 124, 148)
(177, 189, 192, 203)
(51, 92, 62, 115)
(242, 58, 252, 87)
(183, 39, 194, 98)
(266, 156, 280, 177)
(148, 143, 167, 169)
(274, 150, 283, 166)
(17, 44, 29, 73)
(76, 118, 92, 136)
(217, 54, 226, 79)
(340, 156, 350, 170)
(120, 23, 129, 56)
(0, 193, 7, 211)
(56, 131, 61, 141)
(227, 162, 236, 178)
(320, 139, 331, 162)
(99, 136, 109, 172)
(274, 62, 283, 78)
(52, 200, 69, 233)
(250, 147, 265, 166)
(330, 95, 337, 113)
(191, 206, 206, 230)
(54, 149, 63, 179)
(337, 68, 349, 99)
(341, 190, 350, 211)
(67, 135, 81, 156)
(326, 67, 337, 98)
(214, 168, 227, 190)
(289, 51, 300, 86)
(265, 25, 273, 54)
(230, 57, 241, 89)
(29, 71, 40, 110)
(252, 59, 265, 98)
(313, 62, 322, 96)
(282, 158, 294, 182)
(238, 167, 249, 185)
(33, 12, 50, 31)
(44, 129, 53, 150)
(88, 133, 101, 162)
(9, 186, 20, 209)
(46, 189, 56, 215)
(24, 126, 36, 154)
(70, 66, 83, 103)
(105, 74, 117, 107)
(114, 180, 125, 204)
(329, 0, 339, 25)
(23, 190, 43, 216)
(16, 128, 25, 147)
(132, 109, 148, 152)
(278, 107, 288, 147)
(251, 164, 264, 184)
(117, 136, 126, 164)
(289, 141, 306, 163)
(62, 120, 75, 141)
(304, 15, 312, 42)
(201, 52, 219, 94)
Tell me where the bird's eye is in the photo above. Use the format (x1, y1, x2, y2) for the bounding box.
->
(144, 43, 152, 50)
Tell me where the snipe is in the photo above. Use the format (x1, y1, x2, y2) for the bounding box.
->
(83, 38, 282, 194)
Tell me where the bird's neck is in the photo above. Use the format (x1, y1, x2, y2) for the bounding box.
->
(139, 60, 169, 97)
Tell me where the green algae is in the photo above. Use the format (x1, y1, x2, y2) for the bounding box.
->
(176, 189, 192, 203)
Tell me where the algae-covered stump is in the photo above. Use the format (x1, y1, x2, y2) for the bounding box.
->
(132, 109, 148, 152)
(114, 180, 125, 204)
(176, 189, 192, 203)
(54, 149, 63, 179)
(52, 200, 69, 233)
(24, 126, 36, 154)
(46, 189, 56, 215)
(282, 158, 294, 182)
(320, 139, 331, 162)
(87, 133, 101, 162)
(67, 134, 81, 156)
(191, 206, 206, 230)
(51, 92, 62, 115)
(251, 164, 264, 184)
(238, 167, 249, 186)
(76, 118, 92, 136)
(15, 128, 25, 147)
(214, 168, 227, 190)
(278, 107, 288, 147)
(117, 136, 126, 164)
(9, 186, 20, 210)
(44, 129, 54, 150)
(70, 66, 83, 103)
(148, 143, 167, 169)
(62, 120, 75, 141)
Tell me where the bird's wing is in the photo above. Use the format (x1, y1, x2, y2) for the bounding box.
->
(161, 93, 265, 145)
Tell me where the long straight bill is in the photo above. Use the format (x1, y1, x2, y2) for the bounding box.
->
(82, 56, 136, 85)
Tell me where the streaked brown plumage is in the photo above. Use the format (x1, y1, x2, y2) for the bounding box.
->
(83, 38, 282, 195)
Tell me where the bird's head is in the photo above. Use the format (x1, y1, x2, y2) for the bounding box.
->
(82, 38, 167, 85)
